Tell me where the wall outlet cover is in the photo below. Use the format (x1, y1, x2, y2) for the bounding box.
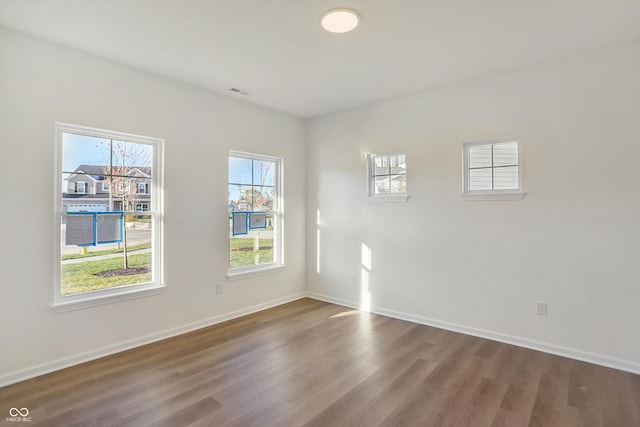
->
(536, 301, 548, 316)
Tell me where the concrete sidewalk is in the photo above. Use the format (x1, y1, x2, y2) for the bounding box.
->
(61, 248, 151, 265)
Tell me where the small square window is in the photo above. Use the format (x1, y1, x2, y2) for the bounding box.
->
(462, 139, 523, 200)
(367, 154, 408, 202)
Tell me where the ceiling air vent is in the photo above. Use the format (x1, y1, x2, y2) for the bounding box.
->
(229, 87, 248, 96)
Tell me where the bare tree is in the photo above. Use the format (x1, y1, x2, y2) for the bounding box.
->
(230, 160, 274, 211)
(239, 161, 273, 210)
(99, 139, 151, 270)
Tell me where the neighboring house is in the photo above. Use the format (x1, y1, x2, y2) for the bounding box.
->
(228, 194, 261, 213)
(63, 164, 151, 212)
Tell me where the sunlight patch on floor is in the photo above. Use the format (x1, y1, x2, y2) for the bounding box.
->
(330, 309, 361, 319)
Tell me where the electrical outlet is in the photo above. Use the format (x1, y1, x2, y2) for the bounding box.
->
(216, 283, 223, 294)
(536, 301, 548, 316)
(352, 274, 360, 285)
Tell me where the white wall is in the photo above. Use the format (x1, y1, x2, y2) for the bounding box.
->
(1, 25, 639, 385)
(306, 41, 640, 373)
(0, 28, 306, 383)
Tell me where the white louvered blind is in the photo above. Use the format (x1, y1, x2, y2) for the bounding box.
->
(468, 142, 519, 191)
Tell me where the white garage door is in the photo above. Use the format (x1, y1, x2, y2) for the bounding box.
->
(67, 203, 108, 213)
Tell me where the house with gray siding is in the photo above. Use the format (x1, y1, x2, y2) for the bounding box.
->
(63, 164, 151, 212)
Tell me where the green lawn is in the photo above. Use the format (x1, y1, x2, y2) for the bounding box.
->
(61, 237, 271, 295)
(230, 237, 273, 268)
(61, 253, 151, 295)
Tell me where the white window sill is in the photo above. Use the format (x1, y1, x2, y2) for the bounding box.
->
(367, 194, 409, 203)
(460, 192, 524, 201)
(227, 264, 285, 281)
(52, 284, 165, 313)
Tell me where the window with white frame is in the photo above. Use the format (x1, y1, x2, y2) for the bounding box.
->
(76, 181, 86, 194)
(228, 151, 283, 276)
(462, 139, 523, 200)
(137, 182, 149, 194)
(367, 153, 408, 201)
(54, 123, 164, 311)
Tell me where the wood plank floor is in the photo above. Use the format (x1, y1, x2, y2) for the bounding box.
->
(1, 298, 639, 426)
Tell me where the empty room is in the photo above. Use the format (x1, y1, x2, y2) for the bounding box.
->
(1, 1, 639, 426)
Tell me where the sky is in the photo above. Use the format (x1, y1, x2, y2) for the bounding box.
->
(62, 133, 153, 173)
(228, 156, 275, 204)
(62, 133, 108, 173)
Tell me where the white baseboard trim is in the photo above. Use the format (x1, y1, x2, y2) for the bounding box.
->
(306, 292, 640, 376)
(0, 292, 306, 387)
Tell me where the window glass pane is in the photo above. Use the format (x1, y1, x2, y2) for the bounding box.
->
(253, 186, 274, 211)
(469, 168, 493, 191)
(110, 141, 153, 178)
(390, 174, 406, 193)
(258, 231, 275, 265)
(253, 160, 275, 186)
(124, 177, 152, 211)
(374, 156, 390, 176)
(111, 177, 150, 212)
(493, 142, 518, 167)
(390, 154, 406, 174)
(62, 134, 109, 173)
(229, 157, 253, 185)
(493, 166, 519, 189)
(374, 176, 391, 193)
(229, 213, 276, 268)
(469, 144, 492, 169)
(228, 184, 253, 211)
(60, 213, 153, 295)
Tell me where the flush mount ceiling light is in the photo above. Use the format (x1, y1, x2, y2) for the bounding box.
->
(321, 8, 360, 33)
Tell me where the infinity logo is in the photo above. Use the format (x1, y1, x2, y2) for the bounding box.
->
(9, 407, 29, 417)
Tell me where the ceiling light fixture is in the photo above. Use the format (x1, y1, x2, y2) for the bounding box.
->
(321, 8, 360, 33)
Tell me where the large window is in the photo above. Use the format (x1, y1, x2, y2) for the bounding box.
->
(367, 153, 408, 202)
(54, 123, 164, 310)
(462, 139, 523, 200)
(228, 151, 283, 276)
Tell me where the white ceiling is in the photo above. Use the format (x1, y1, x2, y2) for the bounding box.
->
(1, 0, 640, 118)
